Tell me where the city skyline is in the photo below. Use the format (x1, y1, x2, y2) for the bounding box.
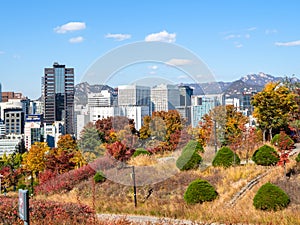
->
(1, 1, 300, 99)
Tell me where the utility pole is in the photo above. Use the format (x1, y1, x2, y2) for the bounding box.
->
(214, 119, 217, 153)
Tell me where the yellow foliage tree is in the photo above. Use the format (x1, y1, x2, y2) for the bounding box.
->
(23, 142, 50, 175)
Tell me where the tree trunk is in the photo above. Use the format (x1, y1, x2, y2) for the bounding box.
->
(269, 128, 273, 141)
(263, 129, 266, 142)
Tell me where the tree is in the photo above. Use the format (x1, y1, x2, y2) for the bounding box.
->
(139, 110, 184, 152)
(57, 134, 78, 152)
(95, 116, 135, 143)
(23, 142, 50, 176)
(78, 123, 103, 159)
(195, 105, 248, 147)
(252, 82, 298, 142)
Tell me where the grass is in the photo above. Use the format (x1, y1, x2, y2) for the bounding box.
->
(35, 158, 300, 225)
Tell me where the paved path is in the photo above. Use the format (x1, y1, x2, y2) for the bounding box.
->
(97, 213, 202, 225)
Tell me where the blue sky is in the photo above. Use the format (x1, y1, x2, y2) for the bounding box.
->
(1, 0, 300, 99)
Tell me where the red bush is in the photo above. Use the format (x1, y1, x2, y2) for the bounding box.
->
(0, 196, 95, 225)
(35, 164, 96, 195)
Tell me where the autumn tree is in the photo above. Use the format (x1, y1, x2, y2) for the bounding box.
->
(56, 134, 85, 168)
(139, 110, 184, 152)
(95, 116, 136, 143)
(252, 82, 298, 142)
(23, 142, 50, 176)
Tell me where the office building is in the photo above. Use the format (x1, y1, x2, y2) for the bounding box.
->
(24, 114, 43, 150)
(4, 108, 24, 135)
(118, 84, 150, 107)
(1, 92, 23, 102)
(191, 96, 218, 127)
(151, 84, 180, 112)
(176, 85, 193, 124)
(43, 62, 74, 134)
(0, 83, 2, 102)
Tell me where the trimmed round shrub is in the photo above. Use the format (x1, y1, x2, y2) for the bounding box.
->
(271, 132, 294, 150)
(182, 140, 204, 154)
(176, 141, 202, 171)
(184, 179, 218, 204)
(296, 152, 300, 163)
(93, 171, 106, 183)
(132, 148, 151, 158)
(252, 145, 279, 166)
(212, 146, 240, 168)
(253, 182, 290, 211)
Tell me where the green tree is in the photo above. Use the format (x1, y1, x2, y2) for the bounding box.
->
(79, 123, 103, 159)
(252, 82, 298, 142)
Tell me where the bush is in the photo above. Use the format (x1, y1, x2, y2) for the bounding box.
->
(35, 164, 96, 195)
(253, 182, 290, 211)
(94, 171, 106, 183)
(184, 179, 218, 204)
(252, 145, 279, 166)
(132, 148, 150, 158)
(212, 146, 240, 168)
(0, 196, 95, 225)
(176, 141, 202, 171)
(182, 140, 204, 154)
(271, 132, 294, 150)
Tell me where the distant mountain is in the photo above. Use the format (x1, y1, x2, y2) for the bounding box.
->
(73, 73, 300, 105)
(240, 72, 282, 86)
(74, 82, 114, 105)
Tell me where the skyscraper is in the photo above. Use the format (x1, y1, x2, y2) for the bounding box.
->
(43, 62, 74, 134)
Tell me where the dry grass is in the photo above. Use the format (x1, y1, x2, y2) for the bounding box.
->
(128, 155, 158, 166)
(37, 162, 300, 225)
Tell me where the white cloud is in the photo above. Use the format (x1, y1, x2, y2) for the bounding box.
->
(13, 54, 21, 59)
(245, 34, 250, 39)
(265, 29, 278, 35)
(69, 36, 84, 43)
(54, 22, 86, 34)
(148, 65, 158, 70)
(165, 58, 193, 66)
(275, 40, 300, 46)
(247, 27, 257, 31)
(145, 30, 176, 43)
(0, 51, 5, 55)
(234, 42, 243, 48)
(224, 34, 242, 40)
(105, 33, 131, 41)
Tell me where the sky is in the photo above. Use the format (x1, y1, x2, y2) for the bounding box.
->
(1, 0, 300, 99)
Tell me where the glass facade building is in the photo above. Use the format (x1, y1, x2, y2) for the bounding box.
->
(43, 63, 74, 134)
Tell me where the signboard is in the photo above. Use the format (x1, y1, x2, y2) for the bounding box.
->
(18, 189, 29, 221)
(25, 114, 42, 123)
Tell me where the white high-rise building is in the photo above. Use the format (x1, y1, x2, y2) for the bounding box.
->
(151, 84, 180, 112)
(118, 84, 150, 107)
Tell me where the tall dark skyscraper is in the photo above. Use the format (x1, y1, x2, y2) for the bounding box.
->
(43, 62, 74, 134)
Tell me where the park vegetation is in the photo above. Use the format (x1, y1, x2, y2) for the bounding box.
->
(0, 78, 300, 224)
